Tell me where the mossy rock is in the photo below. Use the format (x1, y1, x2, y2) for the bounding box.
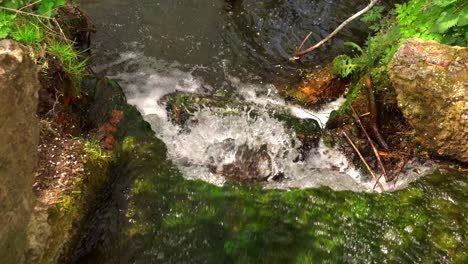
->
(163, 91, 322, 158)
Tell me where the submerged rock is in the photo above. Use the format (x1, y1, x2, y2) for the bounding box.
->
(0, 39, 40, 262)
(213, 143, 277, 182)
(388, 38, 468, 163)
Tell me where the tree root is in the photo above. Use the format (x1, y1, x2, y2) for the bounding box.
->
(365, 76, 389, 150)
(350, 105, 390, 182)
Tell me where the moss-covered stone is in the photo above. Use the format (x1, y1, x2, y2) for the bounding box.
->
(28, 145, 111, 264)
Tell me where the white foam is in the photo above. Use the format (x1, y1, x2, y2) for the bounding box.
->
(96, 50, 429, 192)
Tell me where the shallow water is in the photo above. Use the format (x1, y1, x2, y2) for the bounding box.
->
(75, 0, 467, 262)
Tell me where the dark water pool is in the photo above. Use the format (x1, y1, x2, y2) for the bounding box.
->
(78, 0, 380, 86)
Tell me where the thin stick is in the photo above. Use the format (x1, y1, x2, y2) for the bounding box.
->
(293, 0, 378, 59)
(298, 31, 313, 52)
(0, 6, 51, 19)
(19, 0, 43, 11)
(52, 18, 70, 43)
(391, 156, 411, 187)
(350, 105, 390, 182)
(390, 142, 415, 186)
(342, 131, 384, 192)
(373, 175, 383, 190)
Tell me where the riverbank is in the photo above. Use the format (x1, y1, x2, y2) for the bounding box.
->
(0, 1, 121, 262)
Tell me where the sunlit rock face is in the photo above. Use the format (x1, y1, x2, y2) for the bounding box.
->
(389, 38, 468, 163)
(0, 39, 40, 262)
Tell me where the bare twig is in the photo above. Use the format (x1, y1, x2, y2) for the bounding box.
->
(45, 86, 63, 118)
(350, 105, 390, 182)
(297, 31, 313, 53)
(390, 142, 415, 186)
(292, 0, 378, 59)
(391, 155, 411, 187)
(52, 18, 70, 42)
(18, 0, 43, 11)
(0, 6, 51, 19)
(342, 131, 384, 192)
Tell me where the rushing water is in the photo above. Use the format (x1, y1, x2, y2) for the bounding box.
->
(75, 0, 467, 263)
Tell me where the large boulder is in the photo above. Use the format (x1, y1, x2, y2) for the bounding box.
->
(388, 38, 468, 163)
(0, 39, 40, 262)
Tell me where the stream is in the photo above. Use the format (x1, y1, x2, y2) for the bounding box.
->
(74, 0, 467, 263)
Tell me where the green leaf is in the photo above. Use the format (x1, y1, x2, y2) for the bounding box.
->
(37, 0, 65, 17)
(457, 3, 468, 26)
(0, 11, 16, 38)
(432, 0, 457, 8)
(361, 6, 385, 23)
(431, 8, 460, 33)
(2, 0, 26, 9)
(332, 55, 356, 78)
(344, 42, 363, 53)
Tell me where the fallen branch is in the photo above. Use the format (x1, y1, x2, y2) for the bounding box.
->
(292, 0, 378, 59)
(377, 151, 410, 158)
(297, 31, 313, 52)
(342, 131, 385, 192)
(350, 105, 390, 182)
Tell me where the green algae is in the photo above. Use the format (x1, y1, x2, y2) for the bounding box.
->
(92, 114, 468, 263)
(73, 77, 467, 264)
(115, 139, 467, 263)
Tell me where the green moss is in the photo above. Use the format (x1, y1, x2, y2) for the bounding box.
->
(94, 121, 467, 264)
(41, 137, 111, 263)
(274, 113, 321, 135)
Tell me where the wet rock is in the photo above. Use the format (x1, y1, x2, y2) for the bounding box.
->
(388, 38, 468, 163)
(0, 39, 40, 262)
(274, 113, 321, 160)
(284, 64, 349, 107)
(162, 91, 241, 127)
(213, 143, 277, 182)
(163, 92, 323, 182)
(165, 91, 321, 161)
